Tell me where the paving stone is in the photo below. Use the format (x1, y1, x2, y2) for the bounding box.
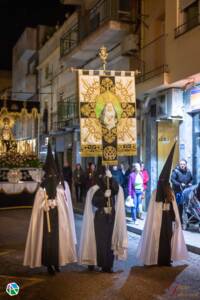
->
(0, 209, 199, 300)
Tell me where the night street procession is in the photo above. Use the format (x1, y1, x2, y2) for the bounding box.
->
(0, 1, 200, 299)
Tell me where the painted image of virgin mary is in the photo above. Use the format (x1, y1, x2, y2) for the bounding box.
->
(0, 116, 15, 152)
(95, 91, 122, 130)
(1, 117, 14, 141)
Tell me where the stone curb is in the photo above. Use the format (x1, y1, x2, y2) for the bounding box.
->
(127, 225, 200, 256)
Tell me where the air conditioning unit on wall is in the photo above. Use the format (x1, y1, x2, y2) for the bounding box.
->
(156, 88, 184, 120)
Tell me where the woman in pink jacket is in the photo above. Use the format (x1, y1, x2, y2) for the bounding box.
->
(128, 163, 145, 224)
(140, 162, 149, 192)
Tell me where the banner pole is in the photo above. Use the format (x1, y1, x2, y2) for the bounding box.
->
(44, 188, 51, 233)
(105, 164, 112, 214)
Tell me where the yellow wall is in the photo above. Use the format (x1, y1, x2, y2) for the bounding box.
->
(157, 120, 179, 177)
(142, 0, 165, 44)
(141, 0, 165, 76)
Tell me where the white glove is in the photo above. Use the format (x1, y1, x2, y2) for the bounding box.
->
(172, 221, 179, 230)
(104, 189, 111, 198)
(49, 199, 57, 209)
(105, 169, 112, 178)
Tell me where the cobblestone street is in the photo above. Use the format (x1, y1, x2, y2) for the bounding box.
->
(0, 209, 200, 300)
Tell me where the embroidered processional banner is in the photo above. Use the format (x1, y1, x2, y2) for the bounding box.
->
(78, 70, 137, 165)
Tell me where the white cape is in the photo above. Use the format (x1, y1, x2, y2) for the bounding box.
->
(23, 185, 77, 268)
(79, 185, 128, 265)
(136, 190, 189, 265)
(64, 181, 77, 245)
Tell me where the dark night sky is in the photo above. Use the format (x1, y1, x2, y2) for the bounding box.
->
(0, 0, 75, 70)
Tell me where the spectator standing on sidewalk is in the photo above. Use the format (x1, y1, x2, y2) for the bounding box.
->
(171, 159, 193, 224)
(63, 161, 73, 192)
(111, 165, 124, 186)
(140, 161, 149, 210)
(128, 163, 144, 224)
(120, 162, 131, 199)
(84, 162, 97, 194)
(73, 163, 85, 203)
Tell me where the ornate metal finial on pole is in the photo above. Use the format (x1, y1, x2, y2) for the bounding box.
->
(99, 46, 108, 71)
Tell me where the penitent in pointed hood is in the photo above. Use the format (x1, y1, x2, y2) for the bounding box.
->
(156, 142, 176, 202)
(41, 142, 59, 199)
(54, 148, 65, 190)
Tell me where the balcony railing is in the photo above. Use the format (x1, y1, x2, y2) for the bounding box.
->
(60, 0, 132, 57)
(136, 65, 169, 84)
(175, 14, 200, 38)
(136, 34, 168, 84)
(60, 23, 79, 57)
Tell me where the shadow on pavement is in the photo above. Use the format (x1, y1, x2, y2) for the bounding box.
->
(118, 265, 187, 300)
(0, 270, 115, 300)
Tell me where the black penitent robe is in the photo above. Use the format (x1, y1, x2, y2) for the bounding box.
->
(42, 207, 59, 267)
(92, 178, 119, 271)
(158, 202, 175, 266)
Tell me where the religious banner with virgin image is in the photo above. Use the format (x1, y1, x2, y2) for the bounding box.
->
(78, 69, 137, 165)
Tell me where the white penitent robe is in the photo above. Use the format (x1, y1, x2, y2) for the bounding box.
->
(79, 185, 128, 266)
(64, 181, 77, 245)
(136, 190, 189, 266)
(23, 185, 77, 268)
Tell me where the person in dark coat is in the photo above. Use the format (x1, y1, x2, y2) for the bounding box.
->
(63, 161, 73, 192)
(84, 162, 96, 192)
(171, 159, 193, 223)
(111, 165, 124, 186)
(73, 163, 85, 203)
(120, 162, 131, 199)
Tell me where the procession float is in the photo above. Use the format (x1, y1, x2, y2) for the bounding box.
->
(0, 98, 42, 208)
